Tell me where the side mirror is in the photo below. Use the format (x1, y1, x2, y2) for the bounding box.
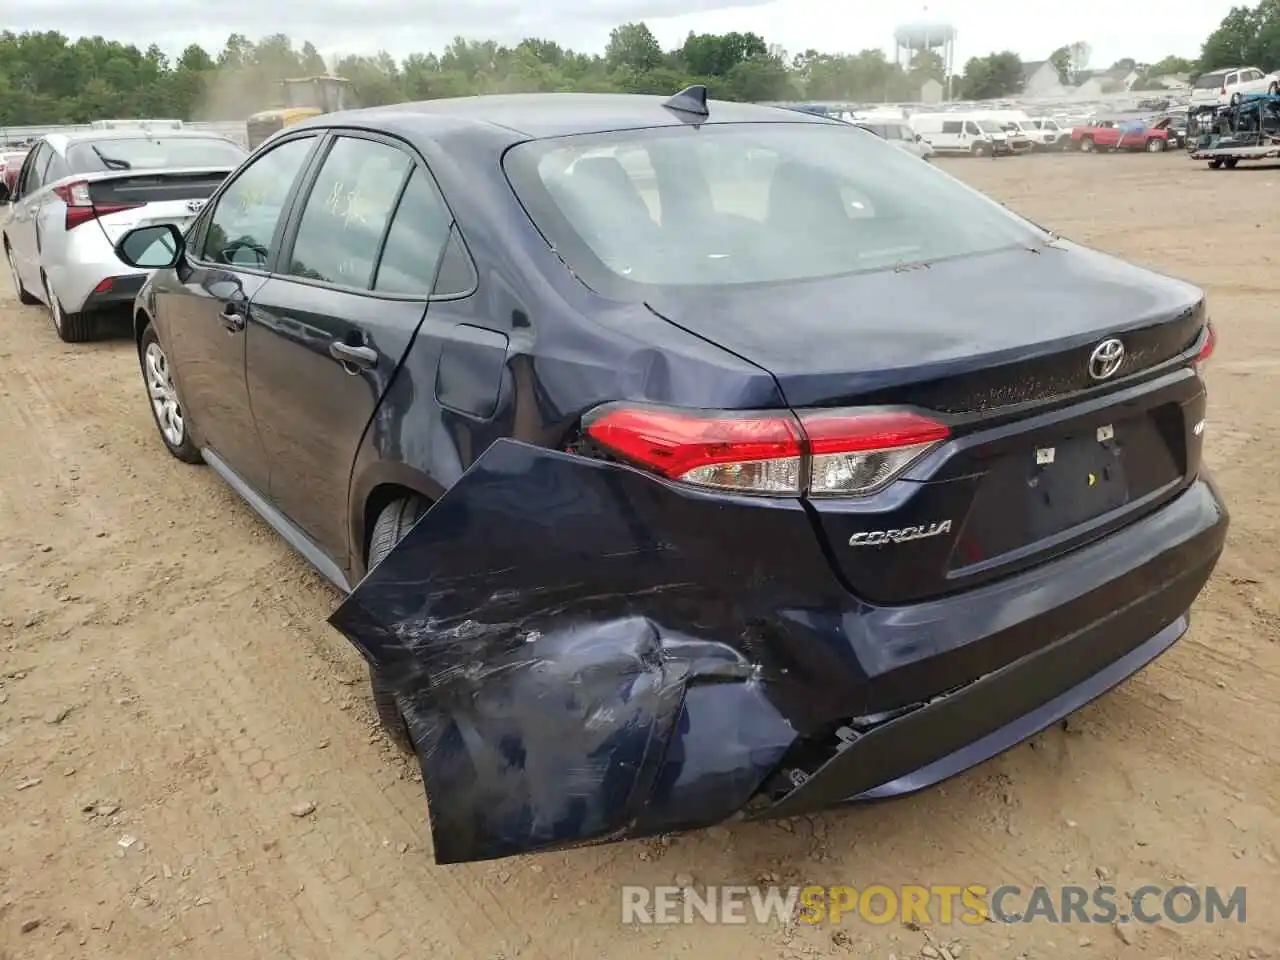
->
(114, 223, 185, 270)
(915, 133, 923, 142)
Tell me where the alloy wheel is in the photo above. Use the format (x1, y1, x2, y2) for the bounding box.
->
(144, 341, 185, 447)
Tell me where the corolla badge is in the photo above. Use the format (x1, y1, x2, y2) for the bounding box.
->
(848, 520, 953, 547)
(1088, 338, 1125, 381)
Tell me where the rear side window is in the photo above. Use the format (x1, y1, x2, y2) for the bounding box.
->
(372, 166, 454, 295)
(199, 136, 315, 269)
(1194, 71, 1226, 89)
(286, 137, 412, 289)
(941, 121, 962, 133)
(504, 123, 1040, 297)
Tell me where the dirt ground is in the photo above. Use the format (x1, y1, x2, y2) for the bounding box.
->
(2, 152, 1278, 960)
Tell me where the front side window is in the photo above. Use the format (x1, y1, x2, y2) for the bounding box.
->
(199, 136, 315, 269)
(504, 122, 1042, 298)
(964, 121, 981, 135)
(286, 136, 412, 289)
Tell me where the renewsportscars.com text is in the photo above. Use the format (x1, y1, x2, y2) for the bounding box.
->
(621, 884, 1247, 926)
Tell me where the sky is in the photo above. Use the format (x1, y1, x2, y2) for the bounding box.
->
(8, 0, 1238, 72)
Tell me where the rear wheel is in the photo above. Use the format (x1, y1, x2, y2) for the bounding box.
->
(1224, 157, 1240, 169)
(1270, 82, 1279, 95)
(1079, 137, 1095, 153)
(44, 273, 94, 343)
(5, 245, 38, 305)
(1209, 158, 1224, 169)
(367, 495, 430, 756)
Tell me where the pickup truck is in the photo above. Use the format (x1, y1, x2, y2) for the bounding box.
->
(1070, 119, 1170, 153)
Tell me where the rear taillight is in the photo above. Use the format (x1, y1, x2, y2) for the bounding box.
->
(52, 180, 143, 230)
(1193, 321, 1216, 369)
(581, 403, 949, 497)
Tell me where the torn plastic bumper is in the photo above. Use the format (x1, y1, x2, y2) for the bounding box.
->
(329, 440, 1227, 864)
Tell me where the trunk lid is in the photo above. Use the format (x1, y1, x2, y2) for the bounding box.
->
(645, 242, 1208, 603)
(86, 167, 232, 244)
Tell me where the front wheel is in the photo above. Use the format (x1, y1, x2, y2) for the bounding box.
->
(1269, 82, 1279, 95)
(1209, 158, 1224, 169)
(139, 324, 202, 463)
(6, 245, 39, 305)
(367, 495, 431, 756)
(1146, 137, 1166, 153)
(1225, 157, 1240, 169)
(971, 141, 988, 157)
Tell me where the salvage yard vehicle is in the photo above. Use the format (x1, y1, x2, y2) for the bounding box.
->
(1189, 66, 1280, 107)
(909, 112, 1015, 156)
(111, 88, 1227, 865)
(1, 128, 246, 342)
(852, 118, 934, 160)
(246, 76, 352, 150)
(1071, 117, 1170, 153)
(1190, 93, 1280, 168)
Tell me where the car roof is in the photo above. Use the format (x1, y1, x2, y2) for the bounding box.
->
(306, 92, 840, 141)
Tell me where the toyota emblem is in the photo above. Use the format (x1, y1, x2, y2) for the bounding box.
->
(185, 199, 206, 214)
(1088, 338, 1125, 381)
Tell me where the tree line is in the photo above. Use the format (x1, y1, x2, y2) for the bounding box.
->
(1, 0, 1276, 127)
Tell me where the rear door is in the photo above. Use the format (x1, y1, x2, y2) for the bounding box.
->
(245, 132, 456, 565)
(159, 134, 321, 495)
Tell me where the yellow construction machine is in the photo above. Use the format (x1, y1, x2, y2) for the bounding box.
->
(246, 76, 351, 149)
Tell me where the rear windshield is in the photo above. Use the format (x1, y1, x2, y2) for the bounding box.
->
(1194, 72, 1227, 89)
(504, 122, 1041, 296)
(67, 136, 246, 174)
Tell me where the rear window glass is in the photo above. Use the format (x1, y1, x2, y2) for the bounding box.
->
(504, 123, 1040, 297)
(67, 137, 246, 174)
(1194, 72, 1227, 89)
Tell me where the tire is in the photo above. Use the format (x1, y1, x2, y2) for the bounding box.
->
(1225, 158, 1240, 169)
(971, 141, 987, 157)
(5, 244, 39, 305)
(367, 495, 430, 756)
(1270, 82, 1279, 95)
(1230, 92, 1241, 106)
(1146, 137, 1166, 153)
(1079, 137, 1095, 153)
(44, 273, 94, 343)
(1209, 158, 1224, 169)
(139, 323, 202, 464)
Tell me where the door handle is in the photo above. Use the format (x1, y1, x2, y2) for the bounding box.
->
(218, 303, 245, 332)
(329, 340, 377, 369)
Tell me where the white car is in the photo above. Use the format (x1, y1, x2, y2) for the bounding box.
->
(853, 119, 935, 161)
(1190, 66, 1280, 107)
(2, 129, 246, 342)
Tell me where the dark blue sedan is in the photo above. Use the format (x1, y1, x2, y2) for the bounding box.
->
(112, 87, 1227, 864)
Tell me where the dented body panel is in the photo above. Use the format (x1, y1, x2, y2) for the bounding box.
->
(330, 439, 1227, 864)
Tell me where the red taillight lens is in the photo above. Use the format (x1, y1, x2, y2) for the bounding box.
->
(799, 409, 951, 497)
(581, 403, 949, 497)
(1193, 321, 1216, 368)
(53, 181, 142, 230)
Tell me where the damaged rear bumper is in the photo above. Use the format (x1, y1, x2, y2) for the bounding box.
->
(329, 440, 1227, 864)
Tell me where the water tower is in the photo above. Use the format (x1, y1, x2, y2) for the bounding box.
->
(893, 20, 957, 99)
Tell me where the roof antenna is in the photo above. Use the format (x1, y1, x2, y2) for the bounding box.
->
(663, 84, 710, 118)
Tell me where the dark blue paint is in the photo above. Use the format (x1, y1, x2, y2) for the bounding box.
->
(328, 439, 1226, 863)
(121, 93, 1230, 865)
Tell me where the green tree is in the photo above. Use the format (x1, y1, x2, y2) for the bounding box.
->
(1198, 0, 1280, 73)
(605, 22, 663, 73)
(960, 51, 1024, 99)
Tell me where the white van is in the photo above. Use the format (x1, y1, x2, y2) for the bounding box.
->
(909, 113, 1012, 157)
(970, 111, 1041, 152)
